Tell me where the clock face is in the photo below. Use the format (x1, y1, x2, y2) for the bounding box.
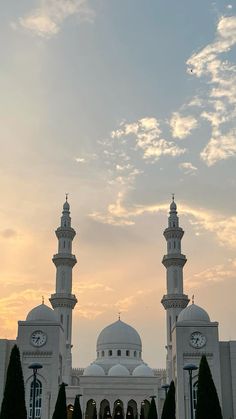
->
(190, 331, 206, 348)
(31, 330, 47, 347)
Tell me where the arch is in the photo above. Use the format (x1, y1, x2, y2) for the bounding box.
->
(193, 381, 198, 411)
(126, 400, 137, 419)
(29, 379, 42, 419)
(86, 399, 97, 419)
(117, 350, 121, 356)
(99, 399, 111, 419)
(67, 404, 74, 419)
(113, 400, 124, 419)
(140, 400, 150, 419)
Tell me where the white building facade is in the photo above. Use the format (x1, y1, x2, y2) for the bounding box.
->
(0, 198, 236, 419)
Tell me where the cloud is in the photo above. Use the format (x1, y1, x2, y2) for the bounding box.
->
(111, 117, 186, 162)
(187, 260, 236, 288)
(90, 196, 236, 249)
(17, 0, 95, 38)
(179, 162, 198, 175)
(0, 229, 18, 239)
(186, 15, 236, 165)
(200, 130, 236, 166)
(169, 112, 198, 139)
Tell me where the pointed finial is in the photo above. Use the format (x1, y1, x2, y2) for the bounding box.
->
(65, 193, 69, 201)
(42, 296, 44, 304)
(192, 294, 194, 304)
(172, 193, 175, 201)
(118, 312, 121, 320)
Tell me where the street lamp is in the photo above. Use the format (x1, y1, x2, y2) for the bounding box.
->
(28, 363, 43, 419)
(161, 384, 170, 398)
(183, 364, 198, 419)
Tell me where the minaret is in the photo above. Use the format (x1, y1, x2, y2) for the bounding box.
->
(50, 196, 77, 383)
(161, 196, 189, 381)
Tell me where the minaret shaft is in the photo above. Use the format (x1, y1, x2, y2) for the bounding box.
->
(49, 199, 77, 383)
(161, 198, 189, 382)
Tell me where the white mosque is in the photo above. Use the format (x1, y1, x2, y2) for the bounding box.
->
(0, 198, 236, 419)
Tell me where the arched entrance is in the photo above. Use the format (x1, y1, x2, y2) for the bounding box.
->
(126, 400, 137, 419)
(86, 399, 97, 419)
(113, 400, 124, 419)
(67, 404, 74, 419)
(140, 400, 150, 419)
(99, 399, 111, 419)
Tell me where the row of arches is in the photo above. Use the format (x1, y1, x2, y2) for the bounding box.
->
(67, 399, 151, 419)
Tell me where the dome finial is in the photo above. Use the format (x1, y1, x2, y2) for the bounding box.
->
(42, 296, 44, 305)
(192, 294, 194, 304)
(172, 192, 175, 201)
(65, 192, 68, 201)
(118, 311, 121, 321)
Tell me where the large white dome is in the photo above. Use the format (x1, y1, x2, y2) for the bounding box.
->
(108, 364, 130, 376)
(26, 304, 57, 322)
(97, 320, 142, 351)
(178, 304, 210, 323)
(83, 364, 105, 376)
(132, 364, 154, 377)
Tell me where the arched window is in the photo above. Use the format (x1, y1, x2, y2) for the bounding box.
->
(101, 351, 105, 357)
(29, 379, 42, 419)
(108, 350, 112, 356)
(126, 350, 130, 356)
(117, 350, 121, 356)
(193, 381, 198, 411)
(134, 351, 137, 357)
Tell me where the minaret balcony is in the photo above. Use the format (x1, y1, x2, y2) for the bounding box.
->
(52, 253, 77, 267)
(50, 293, 78, 309)
(55, 227, 76, 240)
(162, 254, 187, 268)
(163, 228, 184, 240)
(161, 294, 189, 310)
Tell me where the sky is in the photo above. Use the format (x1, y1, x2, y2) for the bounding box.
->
(0, 0, 236, 369)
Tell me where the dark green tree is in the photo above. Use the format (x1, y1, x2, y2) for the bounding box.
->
(195, 355, 223, 419)
(0, 344, 27, 419)
(148, 397, 158, 419)
(161, 381, 176, 419)
(72, 396, 82, 419)
(52, 383, 67, 419)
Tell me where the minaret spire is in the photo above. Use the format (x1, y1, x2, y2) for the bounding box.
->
(50, 198, 77, 383)
(161, 197, 189, 382)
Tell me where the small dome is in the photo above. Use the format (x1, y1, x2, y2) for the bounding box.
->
(178, 304, 210, 323)
(63, 201, 70, 211)
(132, 364, 154, 377)
(26, 304, 57, 322)
(170, 199, 177, 212)
(108, 364, 130, 376)
(97, 320, 142, 351)
(83, 364, 105, 376)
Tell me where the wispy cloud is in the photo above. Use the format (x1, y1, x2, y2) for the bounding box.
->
(200, 129, 236, 166)
(90, 197, 236, 249)
(179, 162, 198, 175)
(169, 112, 198, 139)
(187, 15, 236, 165)
(111, 117, 186, 162)
(186, 259, 236, 288)
(17, 0, 95, 38)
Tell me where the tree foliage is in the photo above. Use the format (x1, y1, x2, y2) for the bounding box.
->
(161, 381, 176, 419)
(52, 383, 67, 419)
(72, 396, 82, 419)
(195, 355, 223, 419)
(148, 397, 158, 419)
(0, 344, 27, 419)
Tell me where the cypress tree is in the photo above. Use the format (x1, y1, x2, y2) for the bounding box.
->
(148, 397, 158, 419)
(0, 344, 27, 419)
(161, 381, 176, 419)
(195, 355, 223, 419)
(72, 396, 82, 419)
(52, 383, 67, 419)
